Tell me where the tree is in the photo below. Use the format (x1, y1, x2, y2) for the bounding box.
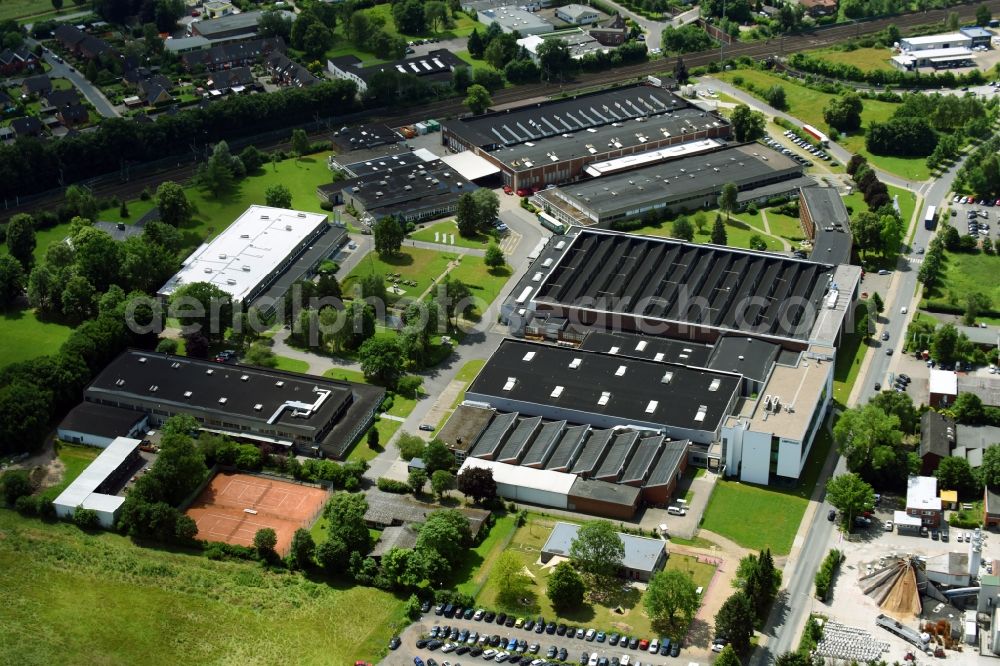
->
(291, 128, 310, 158)
(423, 439, 454, 474)
(952, 392, 985, 424)
(71, 226, 120, 293)
(0, 469, 32, 505)
(672, 217, 694, 241)
(825, 473, 875, 525)
(61, 274, 97, 324)
(440, 275, 473, 325)
(254, 527, 278, 559)
(932, 323, 960, 365)
(52, 0, 63, 11)
(467, 28, 484, 59)
(494, 550, 530, 605)
(644, 568, 699, 629)
(457, 466, 497, 504)
(537, 39, 576, 82)
(935, 456, 980, 499)
(464, 83, 492, 115)
(485, 244, 505, 270)
(0, 254, 25, 309)
(748, 235, 768, 251)
(243, 341, 278, 368)
(416, 509, 471, 567)
(730, 105, 765, 142)
(711, 216, 728, 246)
(408, 468, 428, 494)
(372, 215, 404, 257)
(264, 184, 292, 209)
(714, 645, 741, 666)
(869, 390, 918, 434)
(964, 292, 992, 326)
(714, 591, 755, 655)
(392, 0, 426, 34)
(302, 22, 334, 59)
(6, 213, 36, 271)
(763, 85, 787, 110)
(870, 291, 884, 315)
(455, 192, 480, 238)
(324, 492, 370, 554)
(359, 336, 404, 387)
(823, 92, 863, 132)
(431, 469, 455, 498)
(424, 1, 451, 32)
(289, 527, 315, 569)
(718, 183, 739, 221)
(673, 56, 689, 84)
(170, 282, 232, 343)
(153, 181, 193, 229)
(569, 519, 625, 586)
(980, 445, 1000, 487)
(833, 404, 902, 472)
(196, 141, 238, 197)
(547, 560, 585, 610)
(259, 10, 293, 39)
(367, 427, 380, 450)
(977, 4, 992, 26)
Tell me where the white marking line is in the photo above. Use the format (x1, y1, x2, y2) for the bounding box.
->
(213, 478, 315, 516)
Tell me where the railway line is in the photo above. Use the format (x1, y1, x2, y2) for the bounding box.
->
(7, 0, 1000, 217)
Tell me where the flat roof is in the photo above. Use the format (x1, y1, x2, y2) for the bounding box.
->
(158, 205, 327, 302)
(459, 456, 578, 495)
(801, 186, 850, 228)
(437, 404, 495, 453)
(192, 10, 267, 37)
(707, 336, 781, 382)
(568, 476, 641, 507)
(809, 263, 862, 346)
(580, 331, 712, 367)
(479, 6, 553, 31)
(439, 151, 501, 181)
(329, 49, 463, 85)
(54, 436, 140, 513)
(467, 339, 740, 433)
(896, 46, 972, 59)
(556, 144, 801, 217)
(517, 30, 608, 60)
(445, 85, 697, 149)
(956, 324, 1000, 346)
(957, 375, 1000, 407)
(646, 439, 689, 487)
(334, 149, 431, 178)
(907, 475, 942, 511)
(893, 510, 922, 527)
(87, 350, 357, 438)
(58, 402, 145, 439)
(961, 26, 993, 37)
(534, 228, 837, 342)
(929, 369, 958, 395)
(542, 521, 663, 573)
(901, 32, 970, 46)
(583, 139, 723, 177)
(342, 159, 477, 216)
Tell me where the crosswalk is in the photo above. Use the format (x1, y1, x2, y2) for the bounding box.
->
(906, 256, 924, 265)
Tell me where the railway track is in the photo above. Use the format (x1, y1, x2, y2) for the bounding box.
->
(7, 0, 1000, 217)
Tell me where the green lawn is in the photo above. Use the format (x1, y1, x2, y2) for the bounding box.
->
(624, 214, 785, 252)
(446, 258, 514, 320)
(454, 514, 518, 597)
(0, 0, 53, 20)
(274, 355, 310, 373)
(765, 210, 806, 242)
(701, 481, 807, 555)
(476, 514, 715, 640)
(0, 309, 72, 367)
(410, 220, 493, 249)
(343, 247, 458, 301)
(323, 367, 369, 384)
(804, 46, 894, 72)
(100, 198, 157, 225)
(925, 250, 1000, 311)
(39, 443, 100, 501)
(0, 510, 407, 665)
(667, 535, 719, 549)
(364, 3, 484, 40)
(833, 303, 869, 405)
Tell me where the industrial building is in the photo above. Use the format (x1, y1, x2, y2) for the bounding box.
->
(157, 206, 340, 307)
(541, 521, 667, 581)
(327, 49, 464, 94)
(517, 31, 609, 61)
(441, 85, 731, 192)
(539, 143, 806, 227)
(188, 10, 283, 42)
(79, 350, 384, 458)
(555, 3, 602, 24)
(57, 403, 148, 448)
(799, 186, 853, 265)
(891, 47, 974, 70)
(53, 437, 143, 528)
(960, 25, 993, 48)
(477, 6, 554, 35)
(900, 32, 973, 51)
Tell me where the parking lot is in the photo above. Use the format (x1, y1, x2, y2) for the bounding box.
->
(761, 130, 834, 169)
(943, 194, 997, 243)
(384, 609, 693, 666)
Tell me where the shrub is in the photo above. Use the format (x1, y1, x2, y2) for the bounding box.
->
(814, 549, 844, 600)
(73, 507, 101, 530)
(377, 477, 411, 494)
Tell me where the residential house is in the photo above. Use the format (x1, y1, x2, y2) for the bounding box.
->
(0, 126, 14, 142)
(799, 0, 838, 16)
(79, 35, 114, 60)
(55, 25, 114, 61)
(180, 37, 284, 71)
(266, 52, 319, 88)
(139, 75, 173, 106)
(207, 66, 254, 91)
(53, 25, 87, 53)
(919, 411, 955, 475)
(986, 486, 1000, 528)
(122, 66, 153, 88)
(203, 0, 235, 18)
(21, 75, 52, 98)
(0, 91, 16, 112)
(57, 103, 88, 127)
(0, 47, 40, 75)
(905, 475, 943, 528)
(10, 116, 43, 138)
(589, 13, 628, 46)
(953, 424, 1000, 469)
(43, 88, 82, 109)
(370, 525, 419, 559)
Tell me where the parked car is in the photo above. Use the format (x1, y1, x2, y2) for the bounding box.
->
(884, 520, 894, 532)
(828, 509, 836, 521)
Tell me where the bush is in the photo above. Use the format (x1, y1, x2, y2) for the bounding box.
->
(15, 494, 38, 515)
(377, 477, 411, 494)
(73, 507, 101, 530)
(814, 549, 843, 600)
(0, 469, 32, 506)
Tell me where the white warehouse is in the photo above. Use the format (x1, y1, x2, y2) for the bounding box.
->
(899, 32, 972, 51)
(53, 437, 143, 528)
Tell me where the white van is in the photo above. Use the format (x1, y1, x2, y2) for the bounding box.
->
(667, 506, 687, 516)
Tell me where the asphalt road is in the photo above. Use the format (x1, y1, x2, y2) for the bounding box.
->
(28, 37, 120, 118)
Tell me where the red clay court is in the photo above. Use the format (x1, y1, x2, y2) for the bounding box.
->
(185, 472, 329, 554)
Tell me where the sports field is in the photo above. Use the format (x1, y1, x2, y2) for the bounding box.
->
(186, 472, 328, 554)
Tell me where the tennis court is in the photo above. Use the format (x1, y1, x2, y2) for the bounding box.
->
(185, 472, 328, 554)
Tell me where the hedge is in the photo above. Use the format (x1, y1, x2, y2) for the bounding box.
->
(377, 477, 411, 494)
(814, 548, 844, 601)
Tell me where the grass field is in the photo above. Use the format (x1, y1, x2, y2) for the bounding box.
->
(764, 210, 806, 242)
(410, 220, 493, 249)
(0, 0, 54, 21)
(446, 258, 513, 319)
(39, 443, 100, 501)
(454, 514, 518, 597)
(323, 367, 369, 384)
(274, 355, 310, 373)
(0, 309, 72, 367)
(833, 304, 869, 405)
(343, 247, 457, 301)
(0, 510, 407, 665)
(364, 3, 483, 39)
(701, 481, 807, 555)
(626, 214, 785, 251)
(804, 46, 894, 72)
(926, 250, 1000, 310)
(476, 514, 715, 640)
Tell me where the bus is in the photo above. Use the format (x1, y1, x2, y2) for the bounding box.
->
(924, 205, 937, 230)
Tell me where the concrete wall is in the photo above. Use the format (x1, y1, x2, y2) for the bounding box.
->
(566, 493, 638, 519)
(496, 480, 569, 509)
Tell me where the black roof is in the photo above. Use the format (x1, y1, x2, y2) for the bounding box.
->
(498, 415, 542, 463)
(545, 423, 589, 471)
(920, 411, 954, 459)
(45, 89, 82, 108)
(580, 331, 712, 367)
(11, 116, 42, 135)
(571, 428, 614, 476)
(59, 104, 88, 123)
(444, 84, 700, 150)
(329, 48, 462, 86)
(436, 404, 494, 453)
(468, 340, 741, 433)
(208, 66, 253, 89)
(471, 411, 518, 459)
(621, 434, 665, 485)
(332, 123, 403, 152)
(22, 75, 51, 94)
(338, 150, 429, 178)
(646, 439, 690, 488)
(181, 37, 283, 69)
(534, 229, 836, 342)
(342, 159, 478, 217)
(521, 419, 566, 467)
(86, 350, 365, 441)
(802, 186, 853, 266)
(707, 335, 781, 383)
(595, 431, 641, 481)
(568, 476, 641, 508)
(58, 402, 146, 439)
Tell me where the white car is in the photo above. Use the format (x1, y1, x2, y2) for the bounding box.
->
(901, 306, 908, 314)
(667, 506, 687, 516)
(884, 520, 893, 532)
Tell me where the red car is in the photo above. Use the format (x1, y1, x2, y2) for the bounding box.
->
(516, 188, 530, 197)
(503, 185, 513, 195)
(638, 639, 650, 651)
(191, 9, 200, 16)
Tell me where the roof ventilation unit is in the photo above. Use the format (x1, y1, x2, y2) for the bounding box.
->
(569, 358, 582, 369)
(242, 265, 251, 271)
(709, 378, 721, 392)
(503, 377, 517, 391)
(275, 381, 284, 387)
(522, 351, 536, 362)
(184, 391, 193, 398)
(206, 369, 214, 375)
(609, 346, 619, 354)
(218, 397, 227, 404)
(764, 395, 772, 411)
(661, 371, 673, 384)
(138, 357, 147, 364)
(149, 385, 158, 392)
(551, 386, 564, 398)
(240, 375, 249, 382)
(285, 225, 293, 231)
(615, 365, 627, 377)
(598, 391, 611, 406)
(645, 400, 658, 414)
(694, 405, 708, 422)
(261, 215, 269, 219)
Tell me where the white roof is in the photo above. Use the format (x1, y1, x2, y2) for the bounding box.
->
(459, 457, 577, 495)
(158, 205, 328, 303)
(584, 139, 722, 177)
(54, 437, 141, 514)
(902, 33, 970, 46)
(440, 151, 501, 181)
(906, 475, 942, 512)
(558, 3, 597, 18)
(903, 46, 972, 58)
(893, 510, 922, 527)
(929, 369, 958, 396)
(411, 147, 440, 163)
